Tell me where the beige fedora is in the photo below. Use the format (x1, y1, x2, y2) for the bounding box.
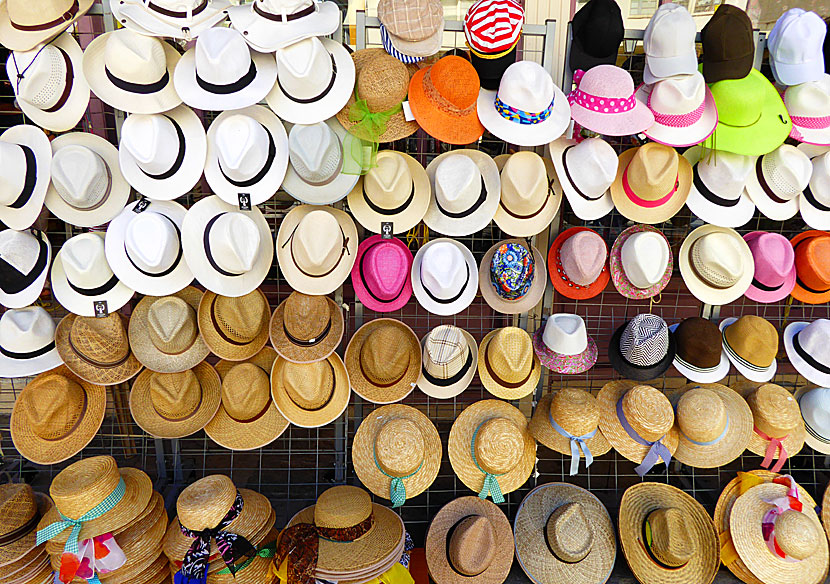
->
(417, 324, 478, 400)
(493, 152, 562, 237)
(0, 0, 94, 52)
(479, 239, 547, 315)
(477, 327, 541, 400)
(197, 288, 270, 362)
(271, 353, 350, 428)
(269, 291, 344, 364)
(679, 224, 755, 306)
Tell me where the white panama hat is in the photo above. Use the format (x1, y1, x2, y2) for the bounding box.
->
(785, 74, 830, 147)
(746, 144, 811, 221)
(682, 146, 756, 228)
(794, 386, 830, 455)
(800, 150, 830, 229)
(110, 0, 231, 40)
(0, 124, 52, 231)
(784, 319, 830, 388)
(411, 238, 478, 316)
(227, 0, 341, 52)
(548, 137, 616, 221)
(0, 228, 51, 309)
(0, 306, 62, 377)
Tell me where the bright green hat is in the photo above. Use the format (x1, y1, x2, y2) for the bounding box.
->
(701, 68, 792, 156)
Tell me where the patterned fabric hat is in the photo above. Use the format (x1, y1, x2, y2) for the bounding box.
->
(479, 239, 546, 314)
(417, 325, 478, 400)
(463, 0, 524, 54)
(608, 314, 675, 381)
(533, 314, 598, 375)
(377, 0, 444, 58)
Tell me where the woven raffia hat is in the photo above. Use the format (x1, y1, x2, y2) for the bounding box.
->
(532, 314, 598, 375)
(668, 317, 730, 383)
(271, 352, 350, 428)
(417, 324, 478, 399)
(0, 125, 51, 231)
(823, 482, 830, 546)
(197, 288, 270, 361)
(619, 483, 720, 584)
(719, 316, 778, 382)
(425, 496, 513, 584)
(733, 383, 805, 471)
(793, 386, 830, 454)
(0, 229, 51, 310)
(492, 152, 561, 238)
(352, 404, 441, 506)
(345, 318, 421, 404)
(411, 238, 479, 316)
(478, 327, 541, 400)
(479, 238, 546, 314)
(610, 224, 672, 300)
(448, 400, 536, 501)
(270, 291, 344, 364)
(679, 224, 755, 306)
(608, 313, 675, 381)
(0, 307, 62, 380)
(0, 0, 94, 52)
(681, 145, 757, 228)
(0, 484, 49, 566)
(514, 483, 616, 584)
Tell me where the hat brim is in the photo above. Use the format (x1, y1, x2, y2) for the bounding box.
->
(667, 323, 730, 383)
(642, 53, 698, 85)
(0, 341, 61, 378)
(477, 329, 541, 400)
(198, 288, 270, 361)
(682, 146, 756, 228)
(0, 124, 51, 231)
(118, 104, 207, 201)
(742, 231, 796, 302)
(351, 235, 414, 313)
(271, 352, 350, 428)
(0, 0, 94, 51)
(548, 137, 615, 221)
(794, 386, 830, 455)
(744, 158, 800, 221)
(477, 85, 571, 147)
(718, 318, 778, 383)
(637, 83, 718, 147)
(55, 314, 143, 386)
(785, 321, 830, 388)
(408, 67, 485, 145)
(791, 121, 830, 147)
(607, 321, 675, 381)
(569, 99, 654, 137)
(110, 0, 231, 39)
(416, 328, 478, 399)
(548, 226, 610, 301)
(270, 295, 344, 364)
(0, 492, 50, 564)
(479, 239, 547, 314)
(51, 249, 135, 318)
(225, 1, 340, 52)
(493, 157, 562, 238)
(800, 192, 830, 230)
(533, 327, 598, 375)
(411, 238, 479, 316)
(0, 229, 51, 310)
(610, 224, 672, 300)
(791, 230, 830, 304)
(678, 224, 754, 306)
(529, 393, 612, 458)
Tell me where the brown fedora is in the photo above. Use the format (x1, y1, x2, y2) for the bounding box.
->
(271, 353, 351, 428)
(269, 291, 344, 364)
(0, 484, 50, 567)
(197, 289, 270, 361)
(720, 315, 779, 382)
(670, 317, 730, 383)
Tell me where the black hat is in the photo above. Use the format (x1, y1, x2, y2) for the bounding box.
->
(569, 0, 624, 73)
(700, 4, 754, 84)
(608, 314, 676, 381)
(471, 44, 518, 91)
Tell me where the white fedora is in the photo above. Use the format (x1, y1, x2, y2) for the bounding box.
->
(118, 105, 207, 201)
(266, 36, 355, 126)
(204, 105, 289, 207)
(44, 132, 130, 228)
(800, 150, 830, 229)
(746, 144, 811, 221)
(636, 72, 718, 148)
(181, 195, 273, 298)
(105, 199, 194, 296)
(0, 125, 52, 231)
(227, 0, 341, 52)
(611, 225, 671, 300)
(784, 319, 830, 387)
(276, 204, 358, 295)
(411, 238, 478, 316)
(82, 28, 182, 114)
(0, 306, 62, 377)
(281, 118, 359, 205)
(417, 324, 478, 399)
(111, 0, 231, 40)
(679, 224, 754, 306)
(493, 151, 561, 237)
(174, 26, 277, 111)
(477, 60, 571, 147)
(5, 33, 90, 132)
(0, 0, 94, 52)
(51, 232, 135, 317)
(424, 149, 500, 236)
(786, 73, 830, 147)
(0, 229, 51, 309)
(682, 146, 756, 228)
(548, 137, 616, 221)
(794, 386, 830, 455)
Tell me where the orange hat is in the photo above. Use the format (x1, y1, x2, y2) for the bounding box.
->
(548, 226, 610, 300)
(791, 230, 830, 304)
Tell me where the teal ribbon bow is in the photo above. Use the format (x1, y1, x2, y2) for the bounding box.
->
(470, 423, 505, 504)
(343, 89, 403, 175)
(373, 446, 423, 508)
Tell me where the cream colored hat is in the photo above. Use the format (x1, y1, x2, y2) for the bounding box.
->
(477, 327, 541, 400)
(0, 0, 94, 52)
(271, 353, 351, 428)
(417, 324, 478, 400)
(679, 224, 755, 306)
(0, 125, 52, 231)
(492, 152, 561, 237)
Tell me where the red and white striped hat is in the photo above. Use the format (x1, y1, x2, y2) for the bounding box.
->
(464, 0, 524, 54)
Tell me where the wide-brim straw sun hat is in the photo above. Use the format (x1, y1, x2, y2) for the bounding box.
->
(416, 325, 478, 400)
(0, 125, 52, 231)
(197, 288, 271, 361)
(732, 382, 806, 466)
(679, 224, 755, 306)
(1, 547, 51, 582)
(479, 239, 547, 314)
(609, 224, 672, 300)
(823, 484, 830, 547)
(411, 238, 479, 317)
(477, 327, 541, 400)
(681, 145, 757, 228)
(514, 483, 616, 584)
(269, 291, 344, 364)
(270, 352, 351, 428)
(528, 390, 612, 463)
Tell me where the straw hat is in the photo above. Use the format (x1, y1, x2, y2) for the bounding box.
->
(514, 483, 615, 584)
(0, 125, 52, 231)
(619, 483, 720, 584)
(0, 229, 51, 311)
(0, 484, 49, 566)
(1, 546, 50, 583)
(733, 383, 805, 470)
(479, 239, 546, 314)
(351, 404, 441, 506)
(719, 316, 778, 382)
(417, 324, 478, 400)
(0, 0, 94, 51)
(668, 317, 730, 384)
(345, 318, 421, 404)
(198, 288, 270, 361)
(823, 483, 830, 547)
(130, 362, 221, 439)
(547, 227, 609, 301)
(794, 385, 830, 454)
(425, 496, 513, 584)
(609, 225, 672, 300)
(478, 327, 541, 400)
(532, 314, 598, 375)
(791, 230, 830, 304)
(271, 352, 350, 428)
(679, 224, 755, 306)
(269, 291, 344, 364)
(448, 400, 536, 501)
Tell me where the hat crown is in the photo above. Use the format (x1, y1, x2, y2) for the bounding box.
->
(360, 325, 412, 386)
(542, 314, 588, 357)
(564, 137, 618, 196)
(796, 387, 830, 440)
(357, 54, 409, 112)
(448, 515, 496, 576)
(215, 115, 272, 184)
(749, 232, 794, 285)
(121, 114, 183, 174)
(195, 28, 252, 85)
(0, 142, 28, 202)
(52, 145, 111, 210)
(276, 37, 334, 100)
(222, 363, 270, 421)
(281, 359, 334, 410)
(125, 211, 181, 275)
(645, 508, 694, 567)
(314, 485, 373, 530)
(724, 316, 778, 370)
(474, 417, 523, 475)
(364, 152, 412, 206)
(463, 0, 524, 53)
(104, 29, 169, 85)
(697, 150, 753, 199)
(487, 327, 533, 383)
(0, 306, 55, 353)
(24, 372, 86, 441)
(709, 72, 766, 126)
(702, 4, 753, 62)
(375, 418, 424, 477)
(649, 72, 705, 115)
(11, 43, 68, 110)
(62, 233, 115, 289)
(288, 122, 341, 184)
(149, 369, 202, 421)
(785, 75, 830, 117)
(560, 230, 606, 287)
(497, 61, 554, 113)
(148, 296, 198, 354)
(798, 319, 830, 362)
(621, 231, 669, 289)
(177, 474, 237, 531)
(761, 145, 812, 200)
(747, 383, 799, 438)
(213, 291, 267, 344)
(690, 231, 744, 289)
(420, 242, 468, 300)
(292, 210, 345, 276)
(208, 212, 261, 274)
(619, 314, 669, 369)
(644, 3, 695, 61)
(677, 387, 727, 443)
(810, 152, 830, 205)
(0, 483, 37, 537)
(622, 385, 674, 441)
(260, 0, 314, 14)
(429, 56, 480, 110)
(675, 317, 721, 369)
(797, 236, 830, 288)
(7, 0, 77, 26)
(0, 229, 41, 275)
(435, 154, 483, 214)
(70, 313, 131, 365)
(501, 151, 547, 210)
(546, 502, 593, 563)
(577, 64, 634, 99)
(283, 292, 331, 342)
(627, 143, 679, 201)
(50, 456, 124, 520)
(550, 387, 599, 436)
(424, 325, 469, 379)
(362, 241, 409, 300)
(775, 510, 820, 560)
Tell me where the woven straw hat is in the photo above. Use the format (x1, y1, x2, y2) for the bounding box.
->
(529, 389, 612, 461)
(11, 365, 106, 465)
(823, 484, 830, 550)
(733, 383, 805, 463)
(198, 288, 270, 361)
(271, 352, 350, 428)
(3, 560, 52, 584)
(448, 400, 536, 499)
(417, 324, 478, 400)
(129, 287, 211, 374)
(205, 347, 289, 451)
(514, 483, 616, 584)
(269, 291, 344, 364)
(0, 544, 50, 582)
(477, 327, 541, 400)
(0, 484, 48, 566)
(129, 361, 222, 439)
(344, 318, 421, 404)
(55, 313, 143, 386)
(425, 496, 513, 584)
(352, 404, 441, 505)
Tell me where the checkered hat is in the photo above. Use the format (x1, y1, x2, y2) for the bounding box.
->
(378, 0, 443, 42)
(464, 0, 524, 54)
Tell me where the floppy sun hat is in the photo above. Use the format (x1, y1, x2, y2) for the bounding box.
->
(478, 327, 541, 400)
(784, 319, 830, 387)
(720, 316, 779, 383)
(351, 235, 413, 313)
(270, 352, 350, 428)
(533, 313, 598, 375)
(548, 136, 617, 221)
(681, 145, 756, 228)
(608, 313, 675, 381)
(377, 0, 444, 59)
(0, 306, 62, 377)
(197, 288, 270, 361)
(417, 324, 478, 399)
(743, 231, 796, 303)
(794, 385, 830, 454)
(110, 0, 231, 40)
(668, 317, 730, 383)
(791, 230, 830, 304)
(493, 151, 561, 237)
(568, 65, 654, 136)
(679, 224, 754, 306)
(226, 0, 341, 53)
(610, 224, 672, 300)
(800, 151, 830, 229)
(479, 238, 546, 314)
(745, 144, 812, 221)
(785, 74, 830, 147)
(0, 0, 94, 52)
(635, 72, 718, 147)
(0, 229, 51, 310)
(411, 238, 478, 316)
(548, 227, 609, 300)
(269, 291, 344, 364)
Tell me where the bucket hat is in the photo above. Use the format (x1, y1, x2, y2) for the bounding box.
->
(351, 235, 413, 313)
(0, 484, 50, 567)
(0, 229, 50, 309)
(118, 106, 207, 201)
(679, 224, 754, 306)
(700, 4, 754, 83)
(128, 287, 211, 374)
(0, 125, 50, 231)
(785, 75, 830, 147)
(743, 232, 796, 303)
(791, 230, 830, 304)
(635, 72, 718, 147)
(480, 239, 546, 314)
(5, 33, 89, 132)
(610, 225, 671, 300)
(50, 232, 135, 317)
(735, 382, 805, 472)
(82, 28, 181, 115)
(448, 400, 536, 502)
(226, 0, 341, 53)
(568, 65, 654, 136)
(269, 291, 344, 364)
(746, 144, 811, 221)
(720, 316, 778, 382)
(794, 385, 830, 454)
(0, 0, 94, 52)
(533, 314, 597, 375)
(784, 319, 830, 386)
(681, 145, 756, 227)
(619, 483, 720, 584)
(110, 0, 231, 40)
(642, 3, 697, 85)
(409, 56, 485, 145)
(10, 366, 105, 465)
(0, 306, 61, 377)
(276, 204, 358, 295)
(611, 142, 691, 224)
(181, 195, 273, 297)
(378, 0, 443, 58)
(44, 132, 130, 228)
(568, 0, 623, 72)
(204, 105, 289, 207)
(345, 318, 420, 404)
(197, 288, 270, 361)
(417, 324, 477, 399)
(478, 327, 541, 400)
(529, 389, 612, 475)
(768, 8, 827, 87)
(271, 352, 350, 427)
(668, 317, 729, 383)
(411, 238, 478, 316)
(608, 314, 675, 381)
(548, 137, 616, 221)
(801, 151, 830, 229)
(493, 151, 561, 237)
(352, 404, 441, 507)
(514, 483, 615, 584)
(205, 348, 288, 450)
(548, 226, 609, 300)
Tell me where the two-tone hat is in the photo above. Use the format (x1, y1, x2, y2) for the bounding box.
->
(745, 144, 811, 221)
(0, 0, 94, 52)
(681, 145, 756, 228)
(464, 0, 524, 90)
(0, 125, 51, 231)
(800, 151, 830, 229)
(784, 319, 830, 386)
(110, 0, 231, 39)
(417, 324, 478, 399)
(378, 0, 443, 59)
(492, 151, 561, 237)
(548, 227, 609, 300)
(197, 288, 270, 361)
(791, 230, 830, 304)
(669, 317, 729, 383)
(548, 137, 617, 221)
(270, 352, 350, 427)
(351, 235, 413, 313)
(226, 0, 341, 53)
(786, 75, 830, 147)
(479, 239, 546, 314)
(720, 316, 779, 382)
(270, 291, 344, 364)
(533, 314, 598, 375)
(0, 229, 51, 309)
(679, 224, 754, 306)
(0, 306, 61, 377)
(636, 72, 718, 147)
(411, 238, 478, 316)
(608, 314, 675, 381)
(478, 327, 541, 400)
(794, 385, 830, 454)
(609, 225, 672, 300)
(743, 231, 796, 303)
(567, 65, 654, 136)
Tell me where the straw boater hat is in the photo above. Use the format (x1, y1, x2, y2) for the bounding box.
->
(417, 324, 478, 400)
(0, 125, 52, 231)
(619, 483, 720, 584)
(514, 483, 615, 584)
(823, 483, 830, 548)
(479, 239, 546, 315)
(0, 484, 50, 567)
(477, 327, 541, 400)
(719, 316, 779, 382)
(425, 496, 513, 584)
(0, 0, 94, 51)
(679, 224, 755, 306)
(794, 385, 830, 454)
(198, 288, 270, 361)
(351, 404, 441, 507)
(610, 225, 672, 300)
(448, 400, 536, 502)
(271, 353, 351, 428)
(345, 319, 421, 404)
(269, 291, 344, 364)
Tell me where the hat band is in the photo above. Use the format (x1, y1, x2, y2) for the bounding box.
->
(148, 0, 208, 19)
(358, 243, 407, 305)
(467, 35, 521, 60)
(253, 2, 316, 22)
(380, 25, 424, 64)
(41, 47, 75, 113)
(2, 144, 38, 210)
(470, 421, 505, 504)
(11, 0, 78, 30)
(283, 221, 350, 279)
(0, 230, 48, 296)
(755, 157, 791, 205)
(219, 126, 276, 188)
(297, 140, 344, 187)
(642, 520, 687, 570)
(674, 353, 719, 374)
(197, 59, 257, 96)
(562, 145, 605, 201)
(283, 318, 331, 347)
(692, 164, 741, 208)
(140, 116, 186, 181)
(483, 342, 533, 389)
(755, 426, 788, 473)
(548, 411, 595, 476)
(359, 358, 406, 388)
(421, 262, 470, 305)
(791, 113, 830, 130)
(722, 329, 769, 373)
(67, 271, 119, 297)
(126, 215, 183, 278)
(616, 397, 671, 477)
(68, 331, 132, 369)
(435, 177, 487, 219)
(680, 415, 729, 446)
(568, 70, 636, 113)
(647, 88, 705, 128)
(802, 184, 830, 213)
(209, 296, 258, 347)
(373, 441, 423, 508)
(227, 399, 271, 424)
(499, 178, 553, 219)
(793, 331, 830, 374)
(363, 183, 415, 216)
(105, 67, 170, 95)
(622, 165, 679, 209)
(276, 53, 337, 105)
(288, 360, 336, 411)
(423, 69, 477, 118)
(0, 511, 39, 546)
(0, 339, 55, 360)
(494, 95, 554, 125)
(421, 347, 473, 387)
(62, 164, 113, 212)
(797, 393, 830, 445)
(751, 276, 785, 292)
(716, 110, 762, 129)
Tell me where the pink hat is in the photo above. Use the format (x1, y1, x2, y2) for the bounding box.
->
(568, 65, 654, 136)
(743, 231, 796, 303)
(351, 235, 414, 312)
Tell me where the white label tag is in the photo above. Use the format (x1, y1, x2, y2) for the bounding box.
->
(402, 101, 415, 122)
